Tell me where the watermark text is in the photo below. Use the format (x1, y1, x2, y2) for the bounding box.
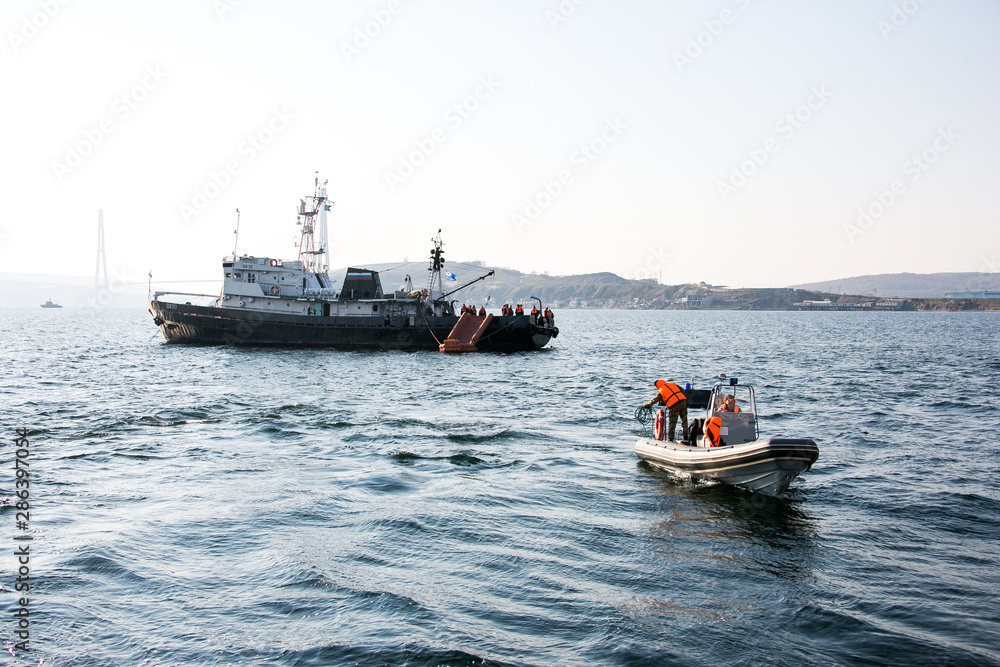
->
(178, 106, 295, 224)
(512, 117, 627, 233)
(844, 126, 958, 242)
(384, 76, 500, 192)
(717, 85, 833, 202)
(51, 65, 167, 182)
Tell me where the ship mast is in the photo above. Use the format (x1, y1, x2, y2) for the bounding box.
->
(296, 175, 328, 273)
(427, 229, 445, 299)
(319, 180, 331, 273)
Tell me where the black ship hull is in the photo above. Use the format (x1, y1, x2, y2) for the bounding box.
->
(149, 301, 557, 351)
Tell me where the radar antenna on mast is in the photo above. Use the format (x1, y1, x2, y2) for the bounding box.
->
(426, 229, 445, 298)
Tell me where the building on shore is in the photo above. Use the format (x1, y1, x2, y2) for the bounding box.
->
(944, 292, 1000, 298)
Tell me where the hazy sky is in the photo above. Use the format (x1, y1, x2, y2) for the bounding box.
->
(3, 0, 998, 289)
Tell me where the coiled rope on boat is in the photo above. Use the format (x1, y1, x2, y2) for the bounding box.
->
(634, 405, 652, 438)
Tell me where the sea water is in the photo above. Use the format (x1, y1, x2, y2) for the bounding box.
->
(2, 308, 998, 666)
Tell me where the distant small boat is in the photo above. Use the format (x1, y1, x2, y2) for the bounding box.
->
(40, 298, 62, 309)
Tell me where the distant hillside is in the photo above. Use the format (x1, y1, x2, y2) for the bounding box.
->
(789, 272, 1000, 298)
(351, 262, 663, 307)
(6, 267, 999, 310)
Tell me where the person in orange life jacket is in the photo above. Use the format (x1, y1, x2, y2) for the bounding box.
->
(478, 306, 486, 316)
(720, 395, 740, 412)
(530, 305, 538, 322)
(515, 304, 524, 316)
(704, 416, 723, 447)
(642, 379, 688, 441)
(544, 307, 553, 323)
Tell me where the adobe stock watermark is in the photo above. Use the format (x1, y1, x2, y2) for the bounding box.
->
(8, 0, 72, 54)
(178, 106, 295, 224)
(51, 65, 168, 183)
(843, 126, 958, 243)
(82, 267, 134, 311)
(213, 0, 246, 21)
(673, 0, 754, 73)
(383, 76, 500, 192)
(546, 0, 585, 30)
(717, 85, 833, 202)
(633, 246, 671, 283)
(878, 0, 930, 40)
(512, 117, 628, 234)
(340, 0, 408, 63)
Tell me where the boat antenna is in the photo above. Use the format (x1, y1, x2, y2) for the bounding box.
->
(233, 208, 241, 260)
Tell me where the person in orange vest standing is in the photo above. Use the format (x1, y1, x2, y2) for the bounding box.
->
(515, 304, 524, 316)
(530, 305, 538, 323)
(642, 379, 689, 442)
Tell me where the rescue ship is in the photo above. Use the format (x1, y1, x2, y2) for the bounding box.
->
(148, 178, 558, 351)
(634, 378, 818, 495)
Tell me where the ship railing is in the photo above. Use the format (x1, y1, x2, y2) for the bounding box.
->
(152, 291, 221, 307)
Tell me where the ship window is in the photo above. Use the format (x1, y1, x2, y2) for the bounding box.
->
(225, 273, 232, 277)
(372, 305, 378, 312)
(234, 273, 242, 278)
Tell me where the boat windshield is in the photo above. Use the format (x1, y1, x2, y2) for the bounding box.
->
(710, 384, 758, 445)
(712, 385, 755, 415)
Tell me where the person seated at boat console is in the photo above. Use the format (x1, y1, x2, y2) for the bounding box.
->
(719, 395, 740, 413)
(643, 379, 688, 442)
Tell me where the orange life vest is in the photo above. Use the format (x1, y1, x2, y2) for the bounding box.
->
(531, 306, 538, 315)
(721, 397, 741, 413)
(705, 416, 722, 447)
(515, 305, 524, 315)
(656, 382, 686, 408)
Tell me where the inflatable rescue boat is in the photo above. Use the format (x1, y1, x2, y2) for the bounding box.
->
(634, 378, 818, 495)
